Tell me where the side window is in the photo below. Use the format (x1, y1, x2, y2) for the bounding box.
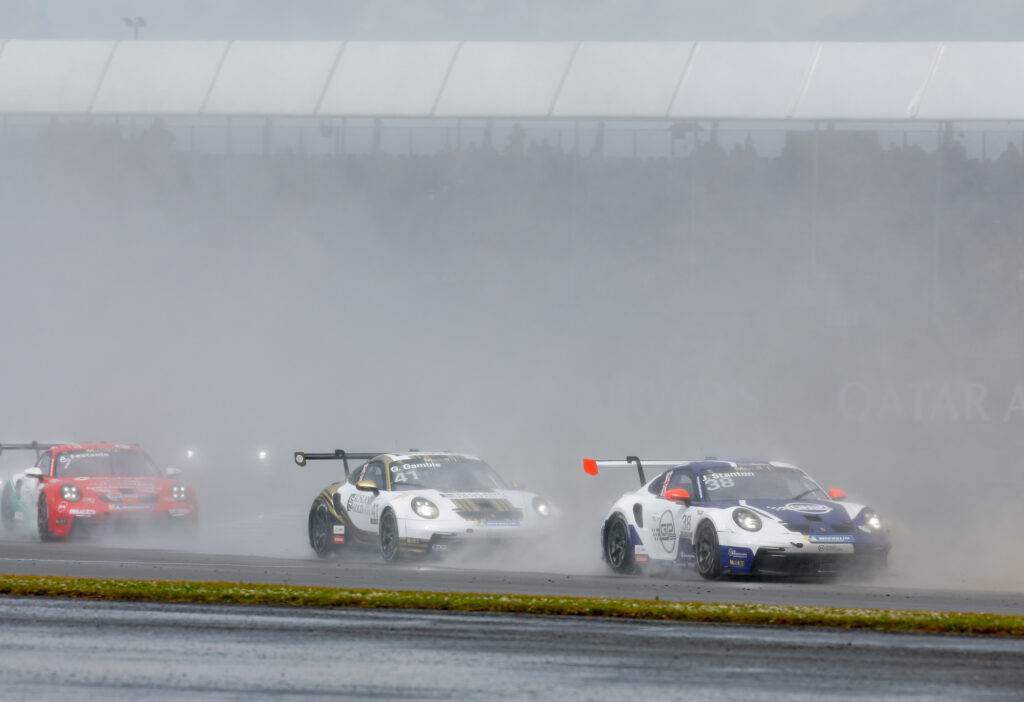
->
(348, 462, 369, 486)
(648, 470, 672, 495)
(667, 469, 697, 499)
(363, 462, 386, 490)
(37, 451, 53, 476)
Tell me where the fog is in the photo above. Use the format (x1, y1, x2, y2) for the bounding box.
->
(2, 118, 1023, 589)
(9, 1, 1024, 42)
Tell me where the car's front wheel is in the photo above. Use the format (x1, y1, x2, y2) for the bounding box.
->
(694, 521, 721, 580)
(604, 515, 636, 574)
(308, 502, 336, 559)
(379, 509, 399, 563)
(37, 495, 57, 542)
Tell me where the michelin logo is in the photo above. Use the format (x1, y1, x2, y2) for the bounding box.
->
(807, 535, 854, 543)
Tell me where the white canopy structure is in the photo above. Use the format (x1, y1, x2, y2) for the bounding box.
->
(0, 39, 1017, 121)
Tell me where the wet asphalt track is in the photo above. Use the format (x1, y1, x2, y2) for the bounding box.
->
(2, 538, 1023, 615)
(2, 595, 1024, 701)
(3, 536, 1024, 700)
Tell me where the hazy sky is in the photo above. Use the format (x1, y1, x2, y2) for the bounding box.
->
(5, 1, 1024, 41)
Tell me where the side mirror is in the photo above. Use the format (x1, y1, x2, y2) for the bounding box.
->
(665, 488, 691, 506)
(828, 488, 846, 500)
(166, 467, 182, 478)
(24, 467, 43, 480)
(356, 480, 380, 495)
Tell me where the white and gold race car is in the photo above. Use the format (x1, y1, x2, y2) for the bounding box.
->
(297, 450, 554, 561)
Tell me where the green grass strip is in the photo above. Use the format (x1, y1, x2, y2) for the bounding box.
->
(2, 573, 1023, 636)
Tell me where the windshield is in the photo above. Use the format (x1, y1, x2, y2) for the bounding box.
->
(54, 450, 162, 479)
(388, 456, 506, 491)
(697, 466, 827, 501)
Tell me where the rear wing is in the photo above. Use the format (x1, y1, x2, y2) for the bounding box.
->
(0, 442, 62, 460)
(293, 450, 383, 478)
(582, 456, 689, 487)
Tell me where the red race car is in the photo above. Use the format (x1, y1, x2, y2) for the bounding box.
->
(1, 442, 197, 540)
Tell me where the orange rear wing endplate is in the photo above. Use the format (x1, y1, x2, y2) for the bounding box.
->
(582, 456, 688, 487)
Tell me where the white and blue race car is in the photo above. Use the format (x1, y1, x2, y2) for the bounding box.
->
(585, 457, 890, 579)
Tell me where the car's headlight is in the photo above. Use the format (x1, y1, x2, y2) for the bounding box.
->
(171, 485, 189, 502)
(412, 497, 439, 519)
(60, 484, 81, 502)
(532, 496, 552, 518)
(732, 508, 762, 532)
(861, 509, 882, 531)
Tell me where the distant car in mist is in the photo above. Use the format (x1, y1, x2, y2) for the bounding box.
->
(584, 457, 890, 579)
(296, 450, 554, 561)
(0, 442, 198, 540)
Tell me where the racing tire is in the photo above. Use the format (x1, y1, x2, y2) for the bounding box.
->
(694, 521, 721, 580)
(37, 495, 57, 542)
(1, 483, 14, 533)
(379, 509, 400, 563)
(604, 515, 636, 575)
(308, 503, 336, 559)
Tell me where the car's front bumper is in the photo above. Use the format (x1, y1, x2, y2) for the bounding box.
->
(719, 530, 889, 576)
(399, 517, 547, 554)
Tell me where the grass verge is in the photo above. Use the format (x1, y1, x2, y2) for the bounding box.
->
(2, 573, 1022, 636)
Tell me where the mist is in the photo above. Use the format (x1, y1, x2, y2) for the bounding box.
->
(3, 76, 1024, 587)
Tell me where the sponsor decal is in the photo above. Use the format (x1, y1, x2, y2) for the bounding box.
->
(169, 509, 191, 517)
(725, 547, 753, 569)
(439, 492, 498, 499)
(475, 520, 520, 527)
(765, 502, 833, 515)
(817, 545, 846, 553)
(431, 543, 449, 552)
(654, 510, 677, 553)
(333, 525, 346, 544)
(57, 502, 68, 513)
(68, 509, 96, 517)
(808, 534, 854, 543)
(659, 472, 672, 496)
(110, 504, 153, 511)
(346, 493, 374, 515)
(634, 553, 649, 565)
(55, 519, 68, 525)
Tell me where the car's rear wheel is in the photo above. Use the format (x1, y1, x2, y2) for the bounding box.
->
(37, 495, 57, 542)
(1, 483, 14, 533)
(604, 515, 636, 574)
(694, 521, 721, 580)
(308, 503, 336, 559)
(379, 509, 399, 563)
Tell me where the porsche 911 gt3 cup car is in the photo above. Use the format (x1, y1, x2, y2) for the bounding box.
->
(585, 456, 890, 579)
(1, 442, 197, 540)
(296, 450, 554, 561)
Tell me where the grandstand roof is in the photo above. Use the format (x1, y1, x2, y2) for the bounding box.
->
(0, 39, 1017, 120)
